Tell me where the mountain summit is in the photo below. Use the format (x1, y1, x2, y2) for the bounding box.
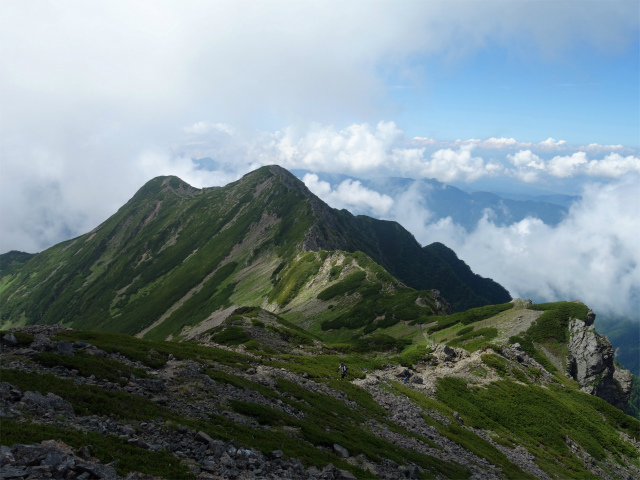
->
(0, 165, 509, 337)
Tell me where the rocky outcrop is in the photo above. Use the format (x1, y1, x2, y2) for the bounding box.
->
(565, 313, 633, 412)
(1, 441, 119, 480)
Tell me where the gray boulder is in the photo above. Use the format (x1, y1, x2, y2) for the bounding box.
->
(333, 444, 349, 458)
(31, 334, 54, 352)
(20, 391, 75, 417)
(566, 318, 633, 412)
(54, 340, 74, 355)
(1, 333, 18, 347)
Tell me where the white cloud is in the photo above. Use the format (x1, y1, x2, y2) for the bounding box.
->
(303, 174, 394, 216)
(503, 149, 640, 181)
(422, 145, 495, 182)
(582, 143, 625, 152)
(539, 137, 567, 147)
(412, 137, 437, 145)
(505, 150, 546, 182)
(265, 121, 427, 177)
(4, 114, 639, 254)
(395, 175, 640, 318)
(184, 122, 234, 135)
(507, 150, 545, 169)
(481, 137, 520, 148)
(273, 127, 501, 183)
(547, 152, 588, 177)
(585, 153, 640, 178)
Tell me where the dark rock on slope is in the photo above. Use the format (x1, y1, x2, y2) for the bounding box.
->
(566, 312, 634, 412)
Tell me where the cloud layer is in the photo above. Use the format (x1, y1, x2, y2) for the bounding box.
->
(2, 119, 638, 253)
(427, 176, 640, 319)
(303, 171, 640, 319)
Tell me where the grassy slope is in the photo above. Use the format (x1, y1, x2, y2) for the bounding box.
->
(325, 214, 512, 312)
(2, 326, 638, 479)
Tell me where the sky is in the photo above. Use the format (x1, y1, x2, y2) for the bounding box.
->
(1, 0, 639, 318)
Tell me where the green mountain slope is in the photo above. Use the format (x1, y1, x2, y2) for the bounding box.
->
(0, 165, 509, 338)
(0, 250, 35, 277)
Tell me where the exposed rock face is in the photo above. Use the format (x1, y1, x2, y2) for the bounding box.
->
(431, 344, 469, 364)
(566, 316, 633, 412)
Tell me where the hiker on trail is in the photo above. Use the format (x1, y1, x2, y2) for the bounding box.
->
(338, 362, 348, 379)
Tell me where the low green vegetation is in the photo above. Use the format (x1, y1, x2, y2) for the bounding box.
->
(481, 353, 509, 378)
(32, 351, 152, 385)
(230, 400, 289, 426)
(317, 270, 366, 301)
(210, 325, 251, 346)
(391, 344, 433, 368)
(0, 331, 34, 345)
(51, 330, 253, 369)
(318, 263, 443, 334)
(436, 376, 640, 478)
(527, 301, 589, 343)
(330, 334, 411, 354)
(414, 302, 513, 333)
(1, 419, 192, 479)
(447, 327, 498, 352)
(269, 252, 324, 306)
(145, 261, 240, 341)
(1, 369, 172, 420)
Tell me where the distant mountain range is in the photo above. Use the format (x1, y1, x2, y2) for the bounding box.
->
(291, 169, 579, 230)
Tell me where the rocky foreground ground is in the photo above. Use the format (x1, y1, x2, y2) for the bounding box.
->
(1, 325, 638, 479)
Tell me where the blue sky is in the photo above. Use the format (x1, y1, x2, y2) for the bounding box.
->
(1, 1, 639, 317)
(391, 41, 639, 147)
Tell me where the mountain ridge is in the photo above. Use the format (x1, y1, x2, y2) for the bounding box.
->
(0, 165, 509, 338)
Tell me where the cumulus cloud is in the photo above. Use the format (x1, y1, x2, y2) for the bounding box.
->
(502, 149, 640, 181)
(452, 137, 571, 150)
(539, 137, 567, 147)
(547, 152, 588, 177)
(303, 174, 394, 216)
(505, 150, 546, 183)
(422, 145, 499, 182)
(507, 150, 545, 169)
(3, 115, 638, 254)
(264, 124, 506, 183)
(585, 153, 640, 178)
(272, 122, 420, 175)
